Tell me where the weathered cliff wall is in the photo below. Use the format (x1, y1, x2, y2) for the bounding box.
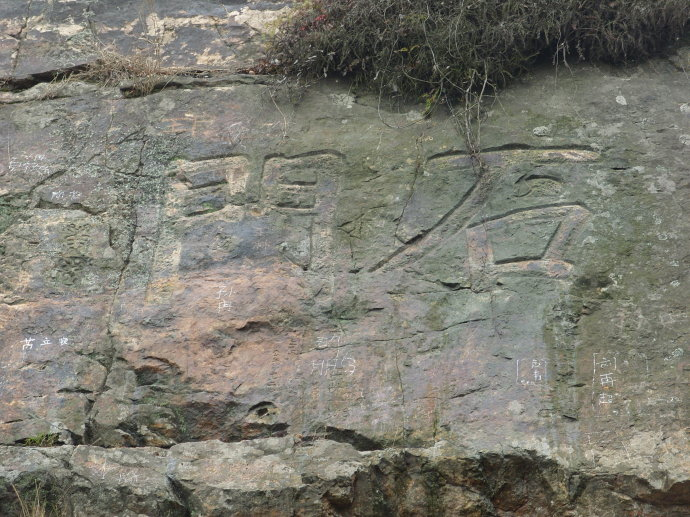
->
(0, 1, 688, 515)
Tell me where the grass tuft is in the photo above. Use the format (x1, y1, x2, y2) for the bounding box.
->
(19, 433, 60, 448)
(11, 483, 53, 517)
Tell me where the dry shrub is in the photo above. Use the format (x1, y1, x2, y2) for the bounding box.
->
(263, 0, 690, 98)
(69, 44, 224, 97)
(72, 46, 172, 97)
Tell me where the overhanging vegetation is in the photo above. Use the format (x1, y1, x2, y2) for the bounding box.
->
(262, 0, 689, 98)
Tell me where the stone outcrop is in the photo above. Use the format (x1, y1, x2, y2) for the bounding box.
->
(2, 437, 689, 516)
(0, 1, 688, 516)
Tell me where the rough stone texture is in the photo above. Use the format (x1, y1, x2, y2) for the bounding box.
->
(1, 438, 689, 516)
(1, 0, 290, 85)
(0, 1, 689, 516)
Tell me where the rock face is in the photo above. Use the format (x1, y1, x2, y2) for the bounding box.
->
(0, 1, 689, 516)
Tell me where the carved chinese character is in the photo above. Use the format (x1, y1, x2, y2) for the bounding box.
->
(467, 204, 590, 284)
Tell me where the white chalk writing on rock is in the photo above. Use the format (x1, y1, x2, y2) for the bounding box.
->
(20, 336, 70, 354)
(592, 353, 619, 412)
(216, 284, 233, 313)
(311, 349, 356, 376)
(516, 358, 547, 386)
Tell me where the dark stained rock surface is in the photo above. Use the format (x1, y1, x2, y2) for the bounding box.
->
(0, 1, 688, 516)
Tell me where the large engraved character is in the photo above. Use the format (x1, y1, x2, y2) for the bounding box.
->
(371, 148, 596, 290)
(262, 152, 344, 272)
(466, 204, 591, 289)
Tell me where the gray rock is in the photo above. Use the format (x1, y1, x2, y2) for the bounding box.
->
(0, 1, 688, 515)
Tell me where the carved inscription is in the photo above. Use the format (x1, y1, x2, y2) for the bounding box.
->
(162, 113, 199, 137)
(262, 152, 342, 210)
(262, 152, 344, 269)
(315, 334, 341, 349)
(173, 156, 251, 216)
(371, 149, 598, 280)
(466, 204, 590, 282)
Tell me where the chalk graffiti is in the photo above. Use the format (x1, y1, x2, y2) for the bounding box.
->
(315, 334, 341, 350)
(216, 284, 233, 313)
(311, 349, 356, 376)
(516, 358, 548, 386)
(20, 335, 69, 354)
(591, 353, 619, 411)
(51, 191, 82, 202)
(8, 153, 51, 175)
